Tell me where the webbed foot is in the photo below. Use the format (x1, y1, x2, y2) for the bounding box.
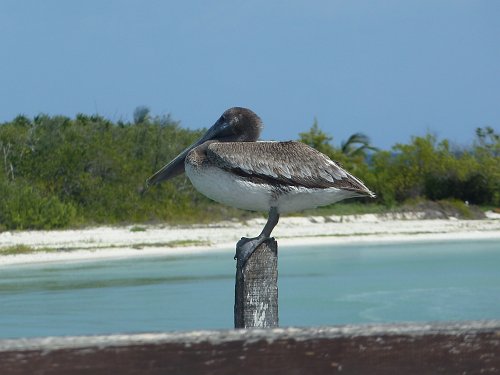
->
(234, 236, 268, 267)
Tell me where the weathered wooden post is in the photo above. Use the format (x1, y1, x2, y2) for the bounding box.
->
(234, 238, 278, 328)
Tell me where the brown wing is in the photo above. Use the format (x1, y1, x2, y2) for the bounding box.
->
(207, 141, 374, 195)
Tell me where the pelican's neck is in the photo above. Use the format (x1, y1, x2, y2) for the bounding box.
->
(186, 141, 213, 168)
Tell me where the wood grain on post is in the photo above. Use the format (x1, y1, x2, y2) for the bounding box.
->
(234, 238, 278, 328)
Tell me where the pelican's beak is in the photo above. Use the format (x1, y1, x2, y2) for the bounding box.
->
(145, 116, 232, 188)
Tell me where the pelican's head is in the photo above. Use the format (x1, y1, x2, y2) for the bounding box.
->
(145, 107, 262, 187)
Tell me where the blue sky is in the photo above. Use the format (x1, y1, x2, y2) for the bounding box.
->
(1, 1, 498, 149)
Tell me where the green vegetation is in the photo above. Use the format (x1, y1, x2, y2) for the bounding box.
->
(0, 111, 240, 229)
(0, 244, 56, 255)
(0, 109, 498, 231)
(131, 239, 211, 249)
(0, 240, 211, 256)
(0, 244, 35, 255)
(129, 226, 147, 232)
(298, 124, 499, 209)
(164, 239, 211, 247)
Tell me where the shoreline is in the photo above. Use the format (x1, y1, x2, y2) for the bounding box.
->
(1, 212, 499, 267)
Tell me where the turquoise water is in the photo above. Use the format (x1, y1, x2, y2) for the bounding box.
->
(0, 239, 499, 339)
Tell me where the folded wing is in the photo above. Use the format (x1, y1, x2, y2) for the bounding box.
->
(207, 141, 374, 196)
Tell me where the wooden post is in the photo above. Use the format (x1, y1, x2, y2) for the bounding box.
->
(234, 238, 278, 328)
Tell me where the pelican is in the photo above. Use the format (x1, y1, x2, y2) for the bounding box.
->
(146, 107, 375, 265)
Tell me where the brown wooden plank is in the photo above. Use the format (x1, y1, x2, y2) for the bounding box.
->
(1, 322, 499, 375)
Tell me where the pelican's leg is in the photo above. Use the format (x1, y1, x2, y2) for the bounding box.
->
(235, 207, 280, 266)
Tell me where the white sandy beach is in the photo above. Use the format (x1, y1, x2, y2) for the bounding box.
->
(1, 212, 499, 266)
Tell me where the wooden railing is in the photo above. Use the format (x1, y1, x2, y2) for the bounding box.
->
(1, 321, 499, 374)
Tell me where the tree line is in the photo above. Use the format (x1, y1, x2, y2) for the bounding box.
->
(298, 121, 499, 208)
(0, 110, 498, 230)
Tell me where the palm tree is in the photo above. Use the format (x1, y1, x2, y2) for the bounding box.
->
(341, 133, 378, 157)
(133, 106, 151, 124)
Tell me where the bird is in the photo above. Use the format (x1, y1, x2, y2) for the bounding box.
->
(146, 107, 375, 265)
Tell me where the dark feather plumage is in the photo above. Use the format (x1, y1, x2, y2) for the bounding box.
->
(206, 141, 373, 195)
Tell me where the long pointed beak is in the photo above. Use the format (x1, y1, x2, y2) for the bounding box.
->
(145, 136, 206, 188)
(145, 144, 194, 188)
(144, 119, 230, 189)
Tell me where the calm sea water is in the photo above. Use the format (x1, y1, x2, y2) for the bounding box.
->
(0, 239, 499, 339)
